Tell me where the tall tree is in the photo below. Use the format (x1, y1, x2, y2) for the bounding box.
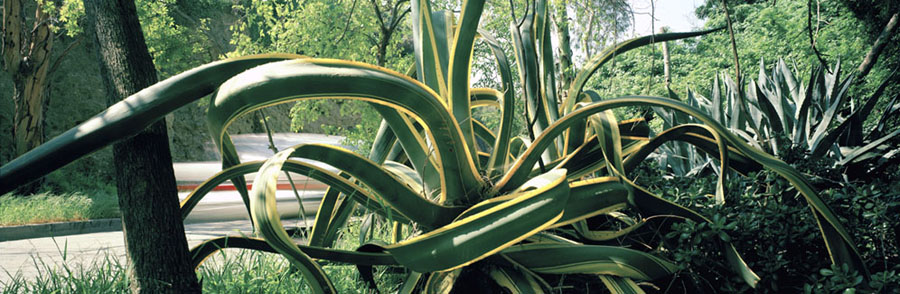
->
(369, 0, 410, 67)
(2, 0, 55, 194)
(553, 0, 575, 91)
(85, 1, 201, 293)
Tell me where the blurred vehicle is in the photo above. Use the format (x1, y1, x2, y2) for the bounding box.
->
(173, 133, 349, 223)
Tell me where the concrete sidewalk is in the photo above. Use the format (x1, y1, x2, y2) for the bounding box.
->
(0, 218, 315, 284)
(0, 189, 323, 283)
(0, 189, 323, 242)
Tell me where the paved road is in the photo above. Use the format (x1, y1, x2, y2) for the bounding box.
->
(1, 189, 323, 284)
(0, 133, 341, 284)
(0, 218, 317, 284)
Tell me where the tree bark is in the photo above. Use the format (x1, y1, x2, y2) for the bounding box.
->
(857, 12, 898, 79)
(660, 27, 672, 87)
(554, 0, 574, 91)
(85, 1, 201, 293)
(369, 0, 409, 67)
(3, 0, 54, 195)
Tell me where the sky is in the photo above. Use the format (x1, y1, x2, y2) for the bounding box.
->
(627, 0, 705, 36)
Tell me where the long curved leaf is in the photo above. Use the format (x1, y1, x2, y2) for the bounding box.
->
(448, 0, 486, 165)
(411, 1, 450, 98)
(206, 59, 484, 205)
(563, 28, 723, 114)
(189, 236, 398, 269)
(489, 266, 547, 294)
(385, 169, 569, 273)
(625, 178, 759, 286)
(476, 30, 516, 175)
(277, 144, 462, 228)
(177, 160, 409, 224)
(551, 177, 630, 228)
(494, 95, 866, 284)
(250, 150, 335, 293)
(502, 243, 678, 281)
(0, 54, 302, 193)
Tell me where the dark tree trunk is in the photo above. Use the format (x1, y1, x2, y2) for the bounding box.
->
(85, 1, 201, 293)
(377, 28, 392, 67)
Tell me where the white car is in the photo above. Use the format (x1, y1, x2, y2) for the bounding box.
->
(174, 133, 349, 223)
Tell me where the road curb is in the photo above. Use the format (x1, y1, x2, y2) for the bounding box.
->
(0, 218, 122, 242)
(0, 190, 325, 242)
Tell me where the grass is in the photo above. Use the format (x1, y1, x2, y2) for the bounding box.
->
(0, 191, 120, 226)
(1, 217, 406, 293)
(2, 249, 405, 293)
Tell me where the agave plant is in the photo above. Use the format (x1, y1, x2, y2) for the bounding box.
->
(0, 0, 869, 293)
(659, 59, 900, 179)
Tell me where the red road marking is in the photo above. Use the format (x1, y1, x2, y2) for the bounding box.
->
(177, 183, 328, 192)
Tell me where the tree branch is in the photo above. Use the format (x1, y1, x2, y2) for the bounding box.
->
(722, 0, 741, 80)
(47, 35, 81, 76)
(857, 12, 898, 80)
(369, 0, 387, 30)
(808, 0, 829, 69)
(335, 0, 359, 44)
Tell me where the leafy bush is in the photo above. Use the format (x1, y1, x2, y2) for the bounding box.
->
(634, 141, 900, 292)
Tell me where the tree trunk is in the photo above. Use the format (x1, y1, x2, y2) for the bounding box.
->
(377, 28, 392, 67)
(857, 12, 898, 79)
(85, 1, 201, 293)
(660, 27, 672, 87)
(3, 0, 54, 195)
(554, 1, 574, 92)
